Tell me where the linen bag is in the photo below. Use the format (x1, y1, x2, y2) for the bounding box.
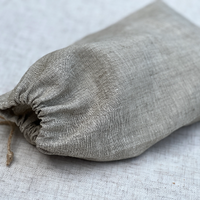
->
(1, 1, 200, 165)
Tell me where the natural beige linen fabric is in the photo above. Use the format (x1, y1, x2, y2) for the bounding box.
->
(0, 1, 200, 162)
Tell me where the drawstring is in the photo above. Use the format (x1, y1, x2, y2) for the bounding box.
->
(0, 116, 15, 166)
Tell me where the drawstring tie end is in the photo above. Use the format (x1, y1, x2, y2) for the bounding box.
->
(0, 116, 15, 166)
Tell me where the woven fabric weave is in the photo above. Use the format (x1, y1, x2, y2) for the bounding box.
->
(0, 1, 200, 161)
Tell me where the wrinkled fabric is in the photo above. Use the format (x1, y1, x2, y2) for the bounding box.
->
(0, 1, 200, 161)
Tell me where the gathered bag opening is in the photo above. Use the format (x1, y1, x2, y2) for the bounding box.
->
(0, 104, 42, 166)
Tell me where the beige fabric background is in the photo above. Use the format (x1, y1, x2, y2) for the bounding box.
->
(0, 0, 200, 199)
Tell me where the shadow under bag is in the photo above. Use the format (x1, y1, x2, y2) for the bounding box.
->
(1, 1, 200, 164)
